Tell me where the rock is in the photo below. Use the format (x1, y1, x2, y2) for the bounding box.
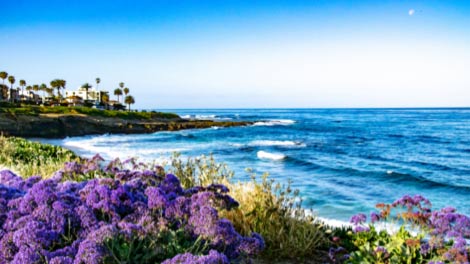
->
(0, 113, 252, 138)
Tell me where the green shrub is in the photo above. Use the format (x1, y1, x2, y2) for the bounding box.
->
(0, 136, 78, 177)
(0, 105, 180, 119)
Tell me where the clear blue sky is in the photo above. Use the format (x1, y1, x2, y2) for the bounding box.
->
(1, 0, 469, 108)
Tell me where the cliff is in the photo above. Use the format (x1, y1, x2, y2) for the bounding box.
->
(0, 113, 252, 138)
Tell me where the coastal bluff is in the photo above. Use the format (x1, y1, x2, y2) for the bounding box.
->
(0, 113, 252, 138)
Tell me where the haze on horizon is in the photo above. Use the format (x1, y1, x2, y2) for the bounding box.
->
(1, 0, 469, 109)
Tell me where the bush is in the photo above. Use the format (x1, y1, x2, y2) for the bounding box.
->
(0, 136, 77, 177)
(166, 155, 328, 261)
(0, 157, 264, 263)
(0, 105, 180, 120)
(329, 195, 470, 263)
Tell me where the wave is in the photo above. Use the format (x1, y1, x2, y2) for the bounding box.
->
(253, 119, 295, 126)
(181, 114, 231, 121)
(248, 140, 306, 147)
(257, 151, 286, 161)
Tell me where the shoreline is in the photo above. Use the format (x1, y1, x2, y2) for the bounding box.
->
(0, 112, 253, 138)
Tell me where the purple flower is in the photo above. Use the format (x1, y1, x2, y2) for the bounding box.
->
(0, 158, 263, 263)
(162, 250, 229, 264)
(370, 212, 380, 223)
(350, 213, 367, 225)
(145, 187, 168, 210)
(353, 226, 370, 233)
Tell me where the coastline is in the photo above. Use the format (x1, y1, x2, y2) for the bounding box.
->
(0, 112, 252, 138)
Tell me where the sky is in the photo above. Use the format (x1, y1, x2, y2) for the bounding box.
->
(1, 0, 469, 108)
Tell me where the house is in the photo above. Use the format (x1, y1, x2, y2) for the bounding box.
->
(65, 95, 84, 106)
(65, 86, 107, 104)
(8, 89, 20, 103)
(107, 100, 125, 110)
(19, 90, 41, 104)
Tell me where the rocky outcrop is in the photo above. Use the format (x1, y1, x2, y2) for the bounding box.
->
(0, 113, 252, 138)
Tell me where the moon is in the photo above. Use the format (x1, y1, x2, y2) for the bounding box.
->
(408, 9, 415, 16)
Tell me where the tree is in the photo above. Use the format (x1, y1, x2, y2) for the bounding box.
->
(0, 71, 7, 85)
(25, 85, 32, 101)
(102, 93, 109, 104)
(0, 84, 8, 100)
(81, 83, 92, 101)
(119, 82, 124, 89)
(19, 80, 26, 101)
(50, 79, 66, 99)
(95, 78, 101, 89)
(58, 79, 66, 99)
(39, 83, 47, 99)
(50, 79, 59, 97)
(33, 84, 39, 93)
(123, 87, 129, 96)
(124, 95, 135, 111)
(8, 76, 15, 102)
(114, 88, 123, 102)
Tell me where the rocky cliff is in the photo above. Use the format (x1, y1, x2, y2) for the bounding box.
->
(0, 113, 251, 138)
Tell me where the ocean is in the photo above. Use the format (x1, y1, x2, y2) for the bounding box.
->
(38, 108, 470, 222)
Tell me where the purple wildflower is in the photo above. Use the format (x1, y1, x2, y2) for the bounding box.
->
(162, 250, 229, 264)
(350, 213, 367, 225)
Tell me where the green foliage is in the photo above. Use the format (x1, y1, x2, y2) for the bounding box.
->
(0, 136, 77, 177)
(168, 153, 234, 188)
(166, 155, 327, 261)
(0, 105, 180, 119)
(104, 229, 207, 264)
(346, 226, 424, 264)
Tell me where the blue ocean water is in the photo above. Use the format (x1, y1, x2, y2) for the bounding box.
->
(39, 108, 470, 222)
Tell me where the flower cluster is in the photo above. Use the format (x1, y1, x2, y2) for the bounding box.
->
(330, 194, 470, 263)
(0, 157, 264, 263)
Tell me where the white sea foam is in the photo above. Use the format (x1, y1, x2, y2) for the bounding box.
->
(316, 217, 352, 228)
(181, 114, 229, 121)
(196, 114, 216, 119)
(315, 216, 410, 235)
(253, 119, 295, 126)
(249, 140, 306, 147)
(257, 150, 286, 161)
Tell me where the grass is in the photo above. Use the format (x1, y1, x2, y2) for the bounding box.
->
(167, 155, 328, 262)
(0, 105, 180, 120)
(0, 136, 78, 177)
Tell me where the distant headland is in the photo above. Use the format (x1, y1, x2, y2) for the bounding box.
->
(0, 70, 252, 138)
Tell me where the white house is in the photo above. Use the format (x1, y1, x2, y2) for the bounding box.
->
(65, 86, 108, 104)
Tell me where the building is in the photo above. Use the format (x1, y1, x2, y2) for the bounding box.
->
(65, 86, 107, 104)
(65, 95, 84, 106)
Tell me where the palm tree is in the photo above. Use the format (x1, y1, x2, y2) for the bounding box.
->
(19, 80, 26, 101)
(25, 85, 32, 101)
(0, 85, 7, 100)
(123, 87, 129, 96)
(114, 88, 123, 102)
(96, 78, 101, 89)
(39, 83, 47, 99)
(119, 82, 124, 89)
(81, 83, 92, 101)
(59, 79, 66, 99)
(124, 95, 135, 111)
(46, 88, 54, 97)
(8, 76, 15, 102)
(0, 72, 7, 100)
(50, 79, 66, 99)
(0, 71, 7, 85)
(50, 79, 59, 97)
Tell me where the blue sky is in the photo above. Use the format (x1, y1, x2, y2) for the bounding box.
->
(1, 0, 469, 108)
